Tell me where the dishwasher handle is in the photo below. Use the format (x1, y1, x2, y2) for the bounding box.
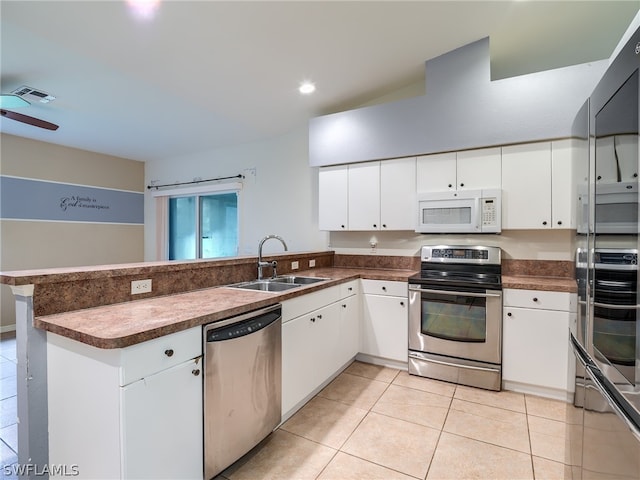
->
(205, 304, 281, 342)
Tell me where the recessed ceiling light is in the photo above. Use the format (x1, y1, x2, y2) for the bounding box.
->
(299, 81, 316, 95)
(126, 0, 161, 20)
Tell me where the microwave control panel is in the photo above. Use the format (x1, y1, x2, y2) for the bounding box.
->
(481, 198, 498, 227)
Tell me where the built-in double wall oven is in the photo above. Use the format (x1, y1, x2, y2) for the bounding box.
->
(408, 245, 502, 391)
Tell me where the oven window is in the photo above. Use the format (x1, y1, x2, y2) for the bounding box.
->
(421, 292, 486, 342)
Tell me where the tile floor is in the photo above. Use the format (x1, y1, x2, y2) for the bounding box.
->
(0, 332, 18, 474)
(219, 361, 579, 480)
(0, 333, 578, 480)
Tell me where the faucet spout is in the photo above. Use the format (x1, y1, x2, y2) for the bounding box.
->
(257, 235, 288, 280)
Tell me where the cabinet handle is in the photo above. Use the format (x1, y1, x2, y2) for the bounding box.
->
(557, 221, 562, 225)
(400, 301, 405, 307)
(382, 286, 387, 291)
(342, 304, 347, 308)
(507, 312, 512, 317)
(164, 349, 174, 357)
(348, 287, 353, 291)
(382, 224, 387, 228)
(448, 184, 452, 188)
(533, 297, 539, 302)
(597, 175, 602, 180)
(341, 225, 345, 229)
(310, 317, 316, 322)
(542, 221, 548, 226)
(317, 314, 323, 319)
(192, 369, 200, 376)
(460, 183, 464, 187)
(373, 224, 377, 228)
(634, 173, 638, 178)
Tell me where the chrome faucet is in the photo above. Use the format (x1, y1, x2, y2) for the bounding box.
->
(257, 235, 288, 280)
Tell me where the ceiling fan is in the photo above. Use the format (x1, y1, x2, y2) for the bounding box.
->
(0, 86, 59, 131)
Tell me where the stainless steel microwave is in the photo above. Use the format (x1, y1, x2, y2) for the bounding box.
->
(416, 189, 502, 233)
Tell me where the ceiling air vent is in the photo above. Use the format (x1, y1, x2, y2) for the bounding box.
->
(10, 85, 56, 104)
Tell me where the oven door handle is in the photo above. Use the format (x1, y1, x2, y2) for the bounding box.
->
(593, 301, 640, 310)
(408, 285, 501, 298)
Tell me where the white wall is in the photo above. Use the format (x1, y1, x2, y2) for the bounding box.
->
(144, 125, 329, 260)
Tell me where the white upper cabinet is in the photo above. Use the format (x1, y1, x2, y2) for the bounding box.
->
(318, 157, 416, 231)
(348, 162, 381, 231)
(380, 157, 416, 230)
(318, 165, 348, 230)
(416, 147, 501, 192)
(502, 140, 574, 230)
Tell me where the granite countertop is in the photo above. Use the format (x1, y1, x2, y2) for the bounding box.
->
(34, 267, 416, 349)
(502, 275, 577, 293)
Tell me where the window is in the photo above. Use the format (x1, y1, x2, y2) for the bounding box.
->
(168, 192, 238, 260)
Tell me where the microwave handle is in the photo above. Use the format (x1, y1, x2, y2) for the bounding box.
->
(408, 285, 501, 298)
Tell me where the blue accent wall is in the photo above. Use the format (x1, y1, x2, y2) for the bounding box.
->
(0, 176, 144, 224)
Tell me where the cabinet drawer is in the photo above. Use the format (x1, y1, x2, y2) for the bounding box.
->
(340, 280, 360, 298)
(361, 279, 407, 297)
(120, 327, 202, 386)
(503, 289, 576, 312)
(281, 285, 340, 323)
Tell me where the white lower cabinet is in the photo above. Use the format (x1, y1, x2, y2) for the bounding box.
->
(47, 327, 203, 479)
(502, 289, 577, 400)
(281, 281, 360, 418)
(361, 280, 408, 363)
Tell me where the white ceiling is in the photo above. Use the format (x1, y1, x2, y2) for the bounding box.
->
(1, 1, 638, 163)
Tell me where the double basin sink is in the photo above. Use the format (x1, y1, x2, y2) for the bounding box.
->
(229, 275, 330, 292)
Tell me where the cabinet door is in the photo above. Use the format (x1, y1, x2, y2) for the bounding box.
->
(121, 357, 203, 480)
(502, 142, 552, 229)
(416, 152, 456, 192)
(337, 295, 360, 367)
(502, 307, 571, 392)
(282, 303, 341, 415)
(456, 147, 502, 190)
(551, 139, 575, 229)
(348, 162, 381, 230)
(380, 157, 416, 230)
(319, 165, 348, 230)
(361, 294, 408, 362)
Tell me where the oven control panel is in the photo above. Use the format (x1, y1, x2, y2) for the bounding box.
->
(421, 245, 501, 265)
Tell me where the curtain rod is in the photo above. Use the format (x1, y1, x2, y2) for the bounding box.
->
(147, 174, 244, 190)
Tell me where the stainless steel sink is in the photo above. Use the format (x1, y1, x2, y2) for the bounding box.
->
(227, 276, 330, 292)
(229, 280, 301, 292)
(272, 275, 329, 285)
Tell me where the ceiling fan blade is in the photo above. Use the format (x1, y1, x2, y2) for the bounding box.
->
(0, 109, 59, 131)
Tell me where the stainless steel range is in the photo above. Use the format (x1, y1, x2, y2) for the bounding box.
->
(408, 245, 503, 390)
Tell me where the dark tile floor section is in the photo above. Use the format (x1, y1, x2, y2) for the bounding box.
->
(0, 332, 18, 476)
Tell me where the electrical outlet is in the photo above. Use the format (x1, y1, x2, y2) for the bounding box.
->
(291, 261, 299, 270)
(131, 279, 152, 294)
(309, 259, 316, 268)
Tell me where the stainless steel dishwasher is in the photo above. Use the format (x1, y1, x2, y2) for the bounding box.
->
(203, 304, 282, 480)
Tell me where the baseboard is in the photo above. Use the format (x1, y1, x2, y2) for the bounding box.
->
(0, 324, 16, 334)
(355, 353, 408, 371)
(502, 380, 574, 403)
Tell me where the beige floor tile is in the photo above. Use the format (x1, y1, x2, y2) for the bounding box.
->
(444, 398, 530, 453)
(532, 456, 573, 480)
(280, 396, 368, 449)
(526, 394, 571, 422)
(317, 452, 416, 480)
(392, 370, 456, 397)
(528, 414, 568, 438)
(344, 361, 400, 383)
(530, 430, 569, 464)
(455, 384, 526, 412)
(427, 432, 533, 480)
(223, 430, 336, 480)
(342, 411, 440, 479)
(318, 372, 389, 410)
(372, 384, 451, 430)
